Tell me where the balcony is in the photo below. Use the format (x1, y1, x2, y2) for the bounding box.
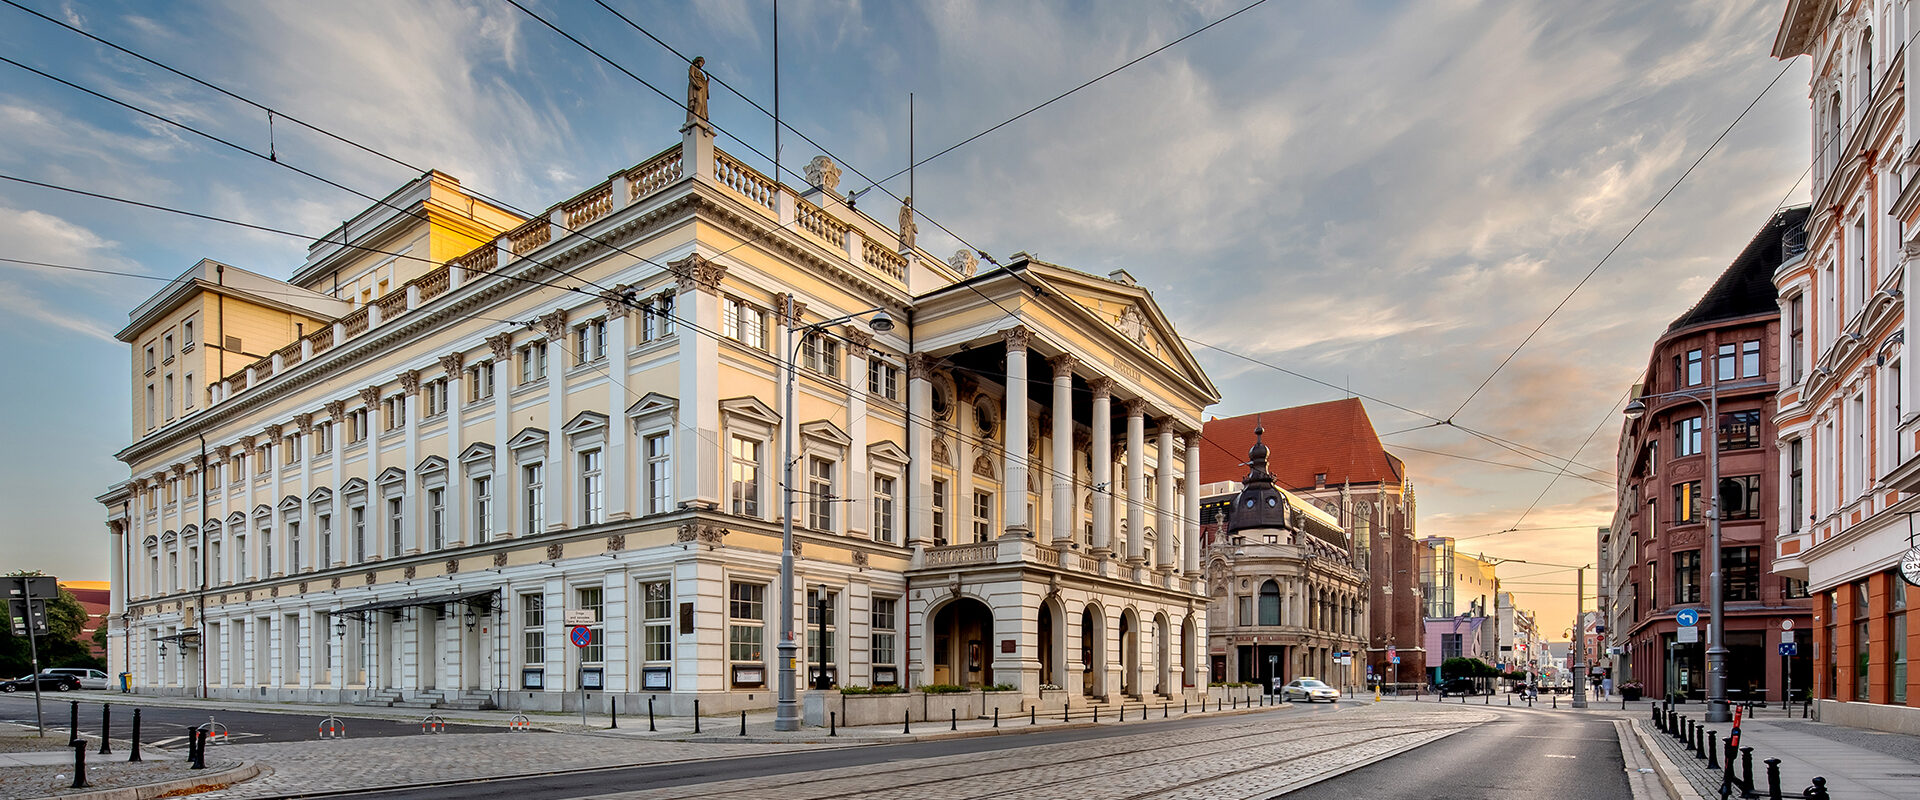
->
(1773, 528, 1812, 581)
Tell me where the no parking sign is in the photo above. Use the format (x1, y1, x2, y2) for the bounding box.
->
(570, 626, 592, 648)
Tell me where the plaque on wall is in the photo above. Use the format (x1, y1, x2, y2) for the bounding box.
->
(643, 667, 671, 690)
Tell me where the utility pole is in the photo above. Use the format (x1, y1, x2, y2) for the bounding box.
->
(1571, 566, 1587, 709)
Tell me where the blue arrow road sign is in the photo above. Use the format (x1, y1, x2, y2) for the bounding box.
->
(1779, 642, 1798, 656)
(1676, 609, 1700, 627)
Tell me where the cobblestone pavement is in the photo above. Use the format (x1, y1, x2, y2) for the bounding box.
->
(1, 726, 240, 800)
(190, 732, 829, 799)
(587, 704, 1495, 800)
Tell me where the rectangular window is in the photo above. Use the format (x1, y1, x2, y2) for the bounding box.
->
(347, 409, 368, 443)
(466, 362, 495, 402)
(1790, 436, 1804, 533)
(730, 436, 762, 516)
(868, 359, 900, 401)
(1717, 343, 1737, 381)
(284, 435, 300, 465)
(1673, 550, 1701, 604)
(521, 593, 545, 670)
(1719, 410, 1762, 451)
(522, 463, 545, 535)
(427, 487, 445, 550)
(724, 298, 766, 350)
(1720, 475, 1761, 520)
(317, 513, 331, 567)
(1686, 349, 1703, 385)
(387, 497, 403, 556)
(872, 597, 898, 672)
(164, 333, 174, 359)
(1741, 340, 1761, 378)
(807, 456, 836, 531)
(1675, 417, 1703, 457)
(1673, 481, 1701, 523)
(573, 319, 607, 364)
(1790, 295, 1805, 381)
(1850, 392, 1868, 497)
(144, 346, 155, 374)
(182, 320, 193, 349)
(872, 475, 897, 543)
(382, 394, 406, 431)
(802, 333, 839, 377)
(728, 582, 766, 683)
(164, 375, 174, 419)
(645, 433, 672, 515)
(210, 541, 223, 585)
(805, 587, 837, 684)
(642, 581, 672, 662)
(1721, 546, 1759, 602)
(424, 378, 447, 417)
(517, 342, 548, 385)
(184, 373, 195, 409)
(315, 421, 333, 455)
(145, 385, 155, 428)
(575, 586, 604, 664)
(1891, 574, 1908, 704)
(472, 476, 492, 543)
(351, 506, 367, 562)
(286, 520, 301, 573)
(657, 294, 676, 336)
(931, 479, 949, 547)
(973, 490, 994, 543)
(579, 450, 604, 525)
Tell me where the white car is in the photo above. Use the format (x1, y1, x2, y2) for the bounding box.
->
(1280, 678, 1340, 703)
(42, 668, 110, 690)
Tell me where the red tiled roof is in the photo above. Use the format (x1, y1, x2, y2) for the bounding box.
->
(1199, 398, 1404, 489)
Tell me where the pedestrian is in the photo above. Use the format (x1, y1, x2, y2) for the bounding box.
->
(1601, 676, 1613, 698)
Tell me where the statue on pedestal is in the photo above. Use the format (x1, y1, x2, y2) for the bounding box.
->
(686, 56, 710, 130)
(899, 196, 918, 249)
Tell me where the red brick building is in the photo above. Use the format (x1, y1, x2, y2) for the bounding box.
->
(1613, 207, 1813, 703)
(1202, 399, 1424, 686)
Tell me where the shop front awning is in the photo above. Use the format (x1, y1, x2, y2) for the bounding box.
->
(334, 588, 497, 618)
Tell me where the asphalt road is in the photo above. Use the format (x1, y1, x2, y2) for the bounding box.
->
(1285, 706, 1629, 800)
(305, 701, 1340, 800)
(0, 692, 496, 745)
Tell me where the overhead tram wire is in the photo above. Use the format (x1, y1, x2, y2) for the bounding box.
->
(1482, 388, 1632, 542)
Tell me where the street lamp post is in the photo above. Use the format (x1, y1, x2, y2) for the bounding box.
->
(774, 299, 894, 732)
(1623, 379, 1764, 724)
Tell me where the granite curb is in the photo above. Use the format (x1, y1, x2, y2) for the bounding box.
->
(27, 762, 261, 800)
(1628, 717, 1705, 800)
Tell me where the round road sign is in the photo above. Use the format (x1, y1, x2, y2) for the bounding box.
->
(1780, 619, 1795, 631)
(1676, 609, 1700, 627)
(570, 626, 592, 648)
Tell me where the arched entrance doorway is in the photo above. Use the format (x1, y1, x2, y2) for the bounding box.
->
(930, 598, 994, 688)
(1038, 604, 1055, 687)
(1119, 608, 1139, 698)
(1155, 612, 1171, 696)
(1081, 603, 1106, 697)
(1182, 615, 1198, 688)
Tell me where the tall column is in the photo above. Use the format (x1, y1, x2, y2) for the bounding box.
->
(325, 401, 347, 567)
(486, 334, 514, 540)
(1050, 355, 1075, 547)
(908, 354, 935, 550)
(601, 291, 630, 520)
(1089, 378, 1114, 558)
(538, 310, 568, 533)
(440, 355, 466, 545)
(846, 330, 873, 538)
(296, 414, 314, 572)
(1125, 399, 1147, 566)
(670, 254, 725, 506)
(1001, 327, 1031, 538)
(360, 385, 381, 560)
(1183, 431, 1201, 579)
(399, 370, 421, 553)
(1155, 421, 1175, 571)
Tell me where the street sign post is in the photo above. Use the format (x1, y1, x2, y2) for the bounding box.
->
(570, 626, 593, 726)
(6, 575, 56, 736)
(1778, 642, 1797, 657)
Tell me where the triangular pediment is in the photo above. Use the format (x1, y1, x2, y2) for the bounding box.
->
(799, 419, 852, 447)
(225, 511, 247, 527)
(277, 494, 303, 512)
(376, 466, 408, 486)
(459, 443, 496, 465)
(626, 391, 678, 419)
(507, 427, 549, 451)
(868, 439, 909, 465)
(720, 396, 779, 426)
(416, 455, 449, 474)
(1021, 261, 1221, 402)
(562, 411, 610, 436)
(340, 477, 368, 495)
(307, 486, 334, 504)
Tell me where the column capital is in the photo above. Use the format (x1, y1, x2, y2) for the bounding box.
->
(1002, 326, 1033, 353)
(1123, 398, 1148, 417)
(668, 252, 726, 292)
(296, 413, 314, 435)
(537, 309, 569, 341)
(438, 352, 466, 375)
(1050, 353, 1077, 379)
(771, 293, 807, 327)
(398, 369, 422, 396)
(907, 352, 936, 381)
(359, 385, 383, 409)
(1153, 415, 1175, 430)
(1088, 376, 1114, 399)
(325, 399, 348, 422)
(189, 454, 207, 471)
(1183, 429, 1202, 448)
(843, 328, 873, 359)
(601, 284, 634, 317)
(486, 332, 515, 361)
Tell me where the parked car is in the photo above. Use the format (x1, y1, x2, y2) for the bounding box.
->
(1280, 678, 1340, 703)
(0, 673, 81, 692)
(1441, 677, 1479, 696)
(41, 668, 110, 690)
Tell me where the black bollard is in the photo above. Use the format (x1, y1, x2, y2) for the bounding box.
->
(1064, 701, 1070, 723)
(1163, 703, 1168, 719)
(693, 700, 701, 734)
(1093, 705, 1099, 723)
(829, 711, 836, 736)
(69, 700, 79, 743)
(99, 704, 111, 755)
(739, 710, 746, 737)
(70, 738, 90, 789)
(903, 711, 911, 734)
(1030, 705, 1036, 725)
(1764, 757, 1782, 800)
(1804, 776, 1829, 800)
(1706, 730, 1718, 767)
(609, 697, 617, 729)
(1552, 694, 1558, 709)
(1741, 747, 1755, 793)
(993, 707, 999, 728)
(649, 697, 657, 732)
(951, 708, 957, 731)
(128, 708, 142, 763)
(1184, 699, 1189, 714)
(1694, 723, 1705, 757)
(189, 728, 206, 770)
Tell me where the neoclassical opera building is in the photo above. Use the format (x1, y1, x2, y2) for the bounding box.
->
(99, 113, 1220, 713)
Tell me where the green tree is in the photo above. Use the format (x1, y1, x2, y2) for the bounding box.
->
(2, 573, 105, 674)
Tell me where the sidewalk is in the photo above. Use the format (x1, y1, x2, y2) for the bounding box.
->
(1633, 707, 1920, 800)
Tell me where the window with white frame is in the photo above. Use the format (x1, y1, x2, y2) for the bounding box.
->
(145, 384, 154, 428)
(1789, 295, 1806, 382)
(1716, 343, 1738, 381)
(232, 531, 247, 581)
(316, 511, 332, 567)
(657, 294, 676, 336)
(1849, 216, 1868, 319)
(520, 593, 545, 686)
(182, 319, 194, 349)
(578, 449, 604, 525)
(386, 496, 404, 556)
(382, 393, 406, 431)
(424, 378, 448, 417)
(164, 333, 174, 360)
(932, 478, 949, 546)
(642, 580, 671, 662)
(723, 297, 766, 350)
(973, 490, 994, 543)
(645, 433, 672, 515)
(164, 375, 174, 420)
(144, 345, 155, 374)
(728, 581, 766, 685)
(1674, 417, 1702, 457)
(347, 409, 369, 443)
(573, 319, 607, 364)
(314, 420, 334, 455)
(471, 476, 493, 543)
(522, 462, 545, 535)
(210, 537, 223, 585)
(286, 517, 301, 573)
(184, 373, 195, 409)
(517, 341, 548, 385)
(871, 597, 898, 676)
(350, 503, 367, 562)
(802, 332, 840, 378)
(1741, 340, 1761, 379)
(1850, 392, 1868, 498)
(256, 516, 272, 577)
(466, 361, 495, 402)
(872, 474, 896, 543)
(284, 434, 300, 465)
(868, 359, 899, 401)
(805, 587, 837, 684)
(730, 436, 762, 516)
(575, 585, 604, 663)
(807, 456, 836, 531)
(427, 487, 446, 549)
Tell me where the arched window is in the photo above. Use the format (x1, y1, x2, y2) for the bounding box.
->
(1259, 580, 1281, 626)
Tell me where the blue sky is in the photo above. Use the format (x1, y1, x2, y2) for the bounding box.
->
(0, 0, 1809, 629)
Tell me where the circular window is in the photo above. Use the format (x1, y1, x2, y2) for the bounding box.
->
(974, 400, 997, 436)
(931, 383, 952, 420)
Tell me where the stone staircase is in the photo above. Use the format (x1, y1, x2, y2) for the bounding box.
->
(356, 688, 495, 710)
